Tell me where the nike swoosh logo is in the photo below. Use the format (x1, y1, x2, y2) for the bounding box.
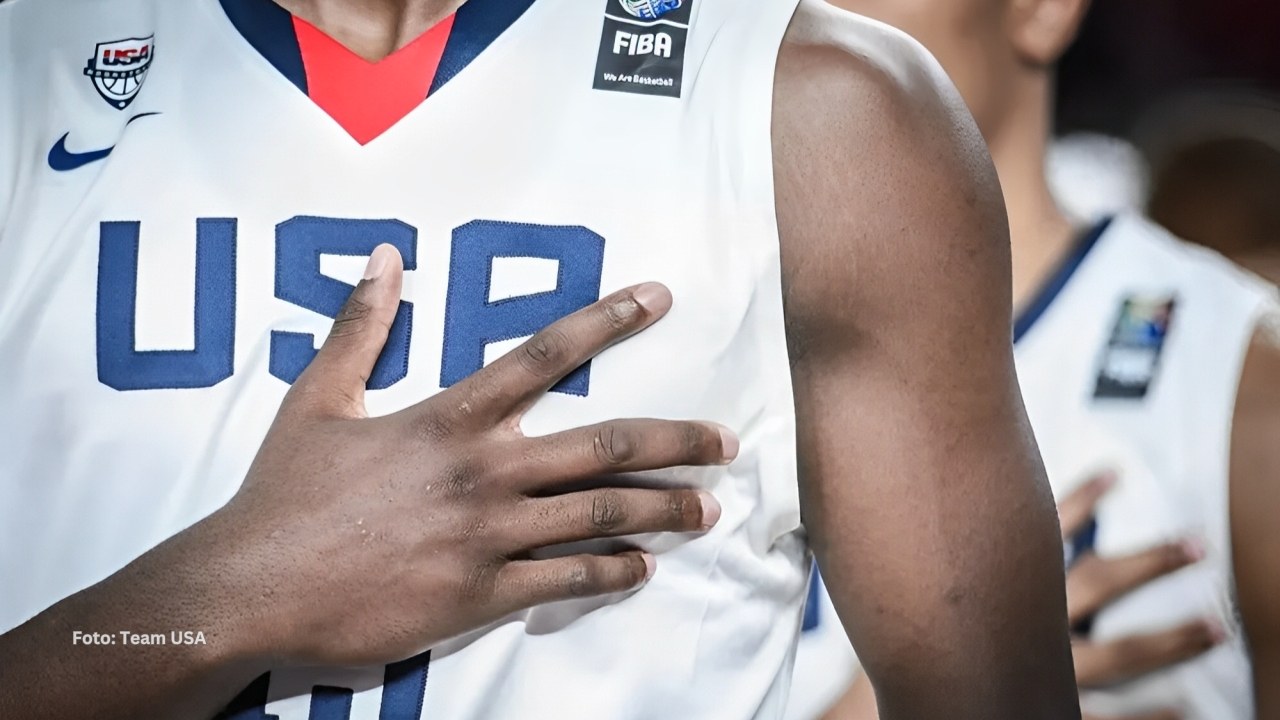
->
(48, 112, 161, 172)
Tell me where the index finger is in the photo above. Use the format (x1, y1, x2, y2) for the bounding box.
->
(446, 283, 673, 421)
(286, 244, 404, 419)
(1066, 539, 1204, 623)
(1074, 619, 1224, 686)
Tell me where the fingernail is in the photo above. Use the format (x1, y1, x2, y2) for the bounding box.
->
(699, 491, 722, 531)
(632, 283, 672, 315)
(642, 553, 657, 581)
(1181, 537, 1207, 562)
(1095, 470, 1118, 490)
(363, 244, 393, 280)
(717, 424, 739, 464)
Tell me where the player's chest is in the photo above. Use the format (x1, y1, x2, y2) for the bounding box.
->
(4, 1, 752, 419)
(3, 120, 751, 429)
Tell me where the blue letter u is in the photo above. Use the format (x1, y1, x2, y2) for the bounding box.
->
(96, 219, 237, 391)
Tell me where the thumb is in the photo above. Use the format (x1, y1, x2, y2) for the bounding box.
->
(287, 243, 404, 418)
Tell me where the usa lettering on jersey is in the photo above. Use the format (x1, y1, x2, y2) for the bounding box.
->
(96, 217, 605, 395)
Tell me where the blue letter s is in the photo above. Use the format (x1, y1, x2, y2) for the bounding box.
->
(270, 217, 417, 389)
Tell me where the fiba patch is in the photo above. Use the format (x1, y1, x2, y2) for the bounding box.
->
(1093, 295, 1177, 400)
(84, 36, 155, 110)
(593, 0, 692, 98)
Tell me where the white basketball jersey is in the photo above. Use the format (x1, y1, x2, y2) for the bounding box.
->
(789, 214, 1277, 720)
(0, 1, 809, 718)
(1020, 214, 1275, 720)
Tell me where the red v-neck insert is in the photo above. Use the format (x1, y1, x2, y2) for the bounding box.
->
(292, 14, 456, 145)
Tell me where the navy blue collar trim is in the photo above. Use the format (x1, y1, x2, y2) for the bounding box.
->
(1013, 216, 1114, 344)
(432, 0, 536, 95)
(220, 0, 308, 94)
(218, 0, 536, 99)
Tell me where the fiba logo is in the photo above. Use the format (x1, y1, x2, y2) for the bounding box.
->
(618, 0, 682, 20)
(596, 0, 690, 97)
(83, 36, 155, 110)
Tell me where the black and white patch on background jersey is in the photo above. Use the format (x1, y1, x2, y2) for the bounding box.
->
(1093, 295, 1177, 400)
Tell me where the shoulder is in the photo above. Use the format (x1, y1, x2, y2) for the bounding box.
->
(777, 1, 946, 94)
(0, 0, 140, 79)
(0, 0, 112, 30)
(772, 0, 1008, 340)
(774, 1, 975, 158)
(0, 0, 157, 54)
(1105, 213, 1276, 308)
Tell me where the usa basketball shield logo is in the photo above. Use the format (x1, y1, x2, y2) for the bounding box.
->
(83, 36, 155, 110)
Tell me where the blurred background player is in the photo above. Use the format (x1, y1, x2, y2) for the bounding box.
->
(791, 0, 1280, 718)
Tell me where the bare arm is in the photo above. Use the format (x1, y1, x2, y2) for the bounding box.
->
(774, 5, 1076, 717)
(0, 522, 278, 720)
(823, 475, 1209, 720)
(1231, 325, 1280, 720)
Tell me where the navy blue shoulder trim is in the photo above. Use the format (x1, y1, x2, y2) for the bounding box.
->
(219, 0, 307, 94)
(430, 0, 536, 95)
(1014, 216, 1114, 344)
